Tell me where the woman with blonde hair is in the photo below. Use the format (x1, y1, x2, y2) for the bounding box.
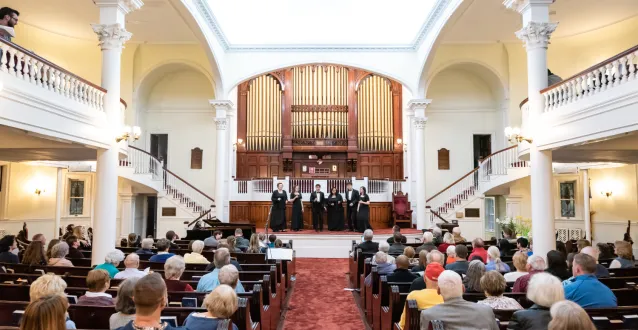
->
(246, 234, 262, 253)
(184, 240, 209, 264)
(548, 300, 596, 330)
(437, 232, 455, 253)
(486, 246, 510, 272)
(508, 273, 565, 330)
(226, 236, 241, 253)
(504, 251, 528, 282)
(402, 246, 419, 266)
(610, 241, 634, 269)
(184, 284, 239, 330)
(20, 294, 69, 330)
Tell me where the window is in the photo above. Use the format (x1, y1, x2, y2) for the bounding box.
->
(484, 197, 495, 232)
(69, 180, 85, 215)
(560, 181, 576, 218)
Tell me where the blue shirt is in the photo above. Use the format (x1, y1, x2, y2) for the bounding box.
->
(94, 263, 119, 278)
(564, 274, 617, 308)
(196, 268, 245, 293)
(149, 253, 175, 263)
(486, 261, 510, 272)
(184, 312, 238, 330)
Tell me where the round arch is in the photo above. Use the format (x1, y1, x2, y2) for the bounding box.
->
(134, 60, 216, 104)
(424, 60, 509, 101)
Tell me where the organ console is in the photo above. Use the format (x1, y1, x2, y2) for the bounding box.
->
(236, 64, 403, 180)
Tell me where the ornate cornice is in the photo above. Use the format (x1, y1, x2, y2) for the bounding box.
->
(503, 0, 555, 14)
(407, 99, 432, 111)
(209, 100, 235, 111)
(515, 21, 558, 50)
(214, 117, 228, 130)
(93, 0, 144, 14)
(92, 24, 132, 50)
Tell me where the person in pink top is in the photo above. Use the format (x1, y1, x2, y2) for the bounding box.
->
(468, 238, 488, 263)
(47, 242, 74, 267)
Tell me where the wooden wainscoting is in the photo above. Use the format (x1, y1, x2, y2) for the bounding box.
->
(229, 201, 393, 230)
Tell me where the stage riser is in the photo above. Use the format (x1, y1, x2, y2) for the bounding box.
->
(229, 201, 393, 230)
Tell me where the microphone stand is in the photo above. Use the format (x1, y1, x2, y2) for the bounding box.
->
(265, 205, 273, 261)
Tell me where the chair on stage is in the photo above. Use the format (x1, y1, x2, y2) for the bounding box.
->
(392, 192, 413, 228)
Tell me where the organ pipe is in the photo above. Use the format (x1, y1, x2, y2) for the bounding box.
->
(357, 75, 394, 151)
(246, 74, 282, 151)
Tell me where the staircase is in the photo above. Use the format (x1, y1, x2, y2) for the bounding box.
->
(426, 145, 529, 223)
(119, 146, 216, 221)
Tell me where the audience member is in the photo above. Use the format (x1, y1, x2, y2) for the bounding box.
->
(19, 294, 69, 330)
(357, 229, 379, 253)
(555, 241, 568, 259)
(197, 248, 245, 293)
(468, 238, 487, 262)
(365, 252, 396, 286)
(268, 234, 276, 248)
(400, 263, 444, 329)
(567, 239, 590, 268)
(204, 230, 223, 248)
(246, 233, 262, 253)
(420, 270, 499, 330)
(163, 255, 194, 292)
(115, 253, 147, 280)
(564, 253, 617, 308)
(445, 245, 469, 274)
(411, 250, 428, 273)
(478, 271, 523, 310)
(205, 243, 243, 271)
(609, 240, 634, 269)
(72, 226, 91, 249)
(504, 252, 528, 282)
(416, 232, 436, 253)
(95, 250, 125, 278)
(136, 238, 155, 255)
(184, 240, 209, 264)
(596, 242, 614, 260)
(462, 260, 486, 293)
(373, 241, 395, 264)
(581, 246, 609, 278)
(452, 227, 466, 244)
(0, 235, 19, 263)
(165, 230, 179, 249)
(21, 240, 47, 266)
(508, 273, 565, 330)
(0, 7, 19, 42)
(234, 228, 250, 249)
(388, 232, 406, 254)
(218, 264, 240, 289)
(16, 224, 30, 250)
(432, 227, 443, 245)
(517, 237, 532, 256)
(46, 239, 60, 260)
(445, 245, 456, 265)
(388, 255, 418, 282)
(387, 225, 403, 244)
(78, 269, 115, 306)
(547, 300, 597, 330)
(486, 246, 510, 272)
(149, 238, 175, 263)
(403, 246, 419, 266)
(184, 285, 238, 330)
(545, 250, 571, 280)
(126, 233, 140, 248)
(498, 228, 516, 257)
(48, 242, 74, 267)
(226, 236, 242, 253)
(117, 273, 186, 330)
(65, 235, 84, 259)
(258, 233, 268, 250)
(409, 250, 446, 292)
(437, 232, 455, 253)
(512, 255, 545, 293)
(110, 278, 139, 330)
(274, 239, 283, 248)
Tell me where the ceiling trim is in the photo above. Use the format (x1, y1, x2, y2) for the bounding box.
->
(194, 0, 451, 52)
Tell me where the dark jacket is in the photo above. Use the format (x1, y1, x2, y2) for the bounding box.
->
(357, 241, 379, 254)
(595, 264, 610, 278)
(545, 267, 571, 281)
(135, 248, 155, 255)
(67, 247, 84, 259)
(388, 243, 406, 255)
(415, 242, 436, 254)
(444, 260, 470, 275)
(387, 268, 418, 283)
(235, 236, 250, 249)
(409, 276, 426, 291)
(345, 189, 360, 208)
(0, 252, 19, 264)
(507, 304, 550, 330)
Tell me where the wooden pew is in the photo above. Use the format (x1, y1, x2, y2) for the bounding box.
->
(384, 286, 409, 330)
(365, 267, 378, 325)
(401, 299, 419, 330)
(379, 280, 411, 330)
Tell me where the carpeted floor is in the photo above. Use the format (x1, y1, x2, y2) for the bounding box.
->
(257, 228, 421, 235)
(282, 258, 364, 330)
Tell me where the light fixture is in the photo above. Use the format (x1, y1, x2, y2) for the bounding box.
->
(504, 126, 533, 144)
(601, 190, 613, 198)
(233, 138, 244, 151)
(34, 188, 44, 195)
(396, 138, 403, 145)
(116, 125, 141, 143)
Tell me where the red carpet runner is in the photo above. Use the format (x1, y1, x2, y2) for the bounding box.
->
(283, 258, 364, 330)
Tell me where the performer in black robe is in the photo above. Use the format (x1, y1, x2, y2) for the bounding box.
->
(344, 182, 360, 231)
(270, 182, 288, 232)
(357, 186, 371, 232)
(290, 185, 304, 231)
(326, 187, 344, 231)
(310, 184, 326, 232)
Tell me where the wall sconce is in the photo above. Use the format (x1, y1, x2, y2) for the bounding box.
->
(116, 126, 141, 143)
(396, 138, 403, 145)
(34, 188, 44, 196)
(504, 126, 533, 144)
(233, 138, 244, 152)
(601, 190, 613, 198)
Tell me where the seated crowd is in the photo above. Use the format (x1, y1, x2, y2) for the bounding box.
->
(356, 227, 635, 329)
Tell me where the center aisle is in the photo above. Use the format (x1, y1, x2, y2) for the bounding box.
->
(282, 258, 364, 330)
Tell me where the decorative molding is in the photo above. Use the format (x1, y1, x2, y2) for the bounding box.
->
(214, 117, 228, 130)
(515, 21, 559, 50)
(209, 100, 235, 111)
(503, 0, 555, 14)
(414, 117, 428, 130)
(93, 0, 144, 14)
(407, 99, 432, 111)
(91, 23, 132, 50)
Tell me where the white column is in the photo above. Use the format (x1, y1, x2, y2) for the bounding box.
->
(506, 0, 558, 258)
(54, 168, 64, 239)
(405, 110, 414, 200)
(408, 99, 431, 229)
(210, 100, 234, 222)
(582, 169, 591, 241)
(91, 0, 142, 266)
(119, 193, 136, 238)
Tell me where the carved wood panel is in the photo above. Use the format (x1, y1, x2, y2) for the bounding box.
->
(438, 148, 450, 170)
(191, 148, 203, 169)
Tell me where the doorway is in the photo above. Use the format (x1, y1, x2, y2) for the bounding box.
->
(145, 196, 157, 238)
(150, 134, 168, 166)
(473, 134, 492, 168)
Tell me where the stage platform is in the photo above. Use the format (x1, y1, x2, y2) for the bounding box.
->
(255, 229, 424, 258)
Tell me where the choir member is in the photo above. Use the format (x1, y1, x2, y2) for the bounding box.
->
(270, 183, 288, 232)
(310, 184, 326, 232)
(326, 187, 344, 231)
(357, 186, 371, 232)
(344, 182, 360, 232)
(290, 185, 304, 231)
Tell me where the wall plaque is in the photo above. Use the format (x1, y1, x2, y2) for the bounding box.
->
(438, 148, 450, 170)
(465, 208, 480, 218)
(162, 207, 177, 217)
(191, 148, 203, 169)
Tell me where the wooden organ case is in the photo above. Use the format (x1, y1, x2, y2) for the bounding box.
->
(236, 64, 403, 179)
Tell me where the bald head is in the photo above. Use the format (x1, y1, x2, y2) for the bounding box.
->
(124, 253, 140, 268)
(395, 255, 410, 269)
(581, 246, 598, 261)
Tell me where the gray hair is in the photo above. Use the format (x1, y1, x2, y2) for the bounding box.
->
(141, 238, 154, 249)
(452, 227, 461, 235)
(432, 227, 442, 237)
(527, 255, 546, 271)
(363, 229, 373, 241)
(218, 264, 239, 288)
(443, 232, 455, 244)
(124, 253, 140, 268)
(105, 249, 125, 265)
(374, 251, 388, 264)
(427, 250, 444, 265)
(164, 255, 186, 279)
(191, 240, 204, 254)
(438, 270, 463, 300)
(422, 232, 433, 243)
(115, 277, 139, 314)
(446, 245, 456, 257)
(51, 242, 69, 258)
(214, 248, 231, 269)
(527, 272, 565, 307)
(379, 241, 390, 253)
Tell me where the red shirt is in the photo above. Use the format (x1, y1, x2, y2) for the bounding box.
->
(513, 269, 542, 293)
(438, 243, 454, 253)
(468, 247, 487, 263)
(164, 279, 194, 292)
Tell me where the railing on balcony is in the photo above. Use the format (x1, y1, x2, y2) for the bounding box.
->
(253, 179, 274, 194)
(289, 178, 315, 194)
(479, 145, 528, 181)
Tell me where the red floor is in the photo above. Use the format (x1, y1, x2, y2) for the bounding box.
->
(256, 228, 421, 235)
(282, 258, 364, 330)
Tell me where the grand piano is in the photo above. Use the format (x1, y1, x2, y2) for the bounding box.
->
(185, 218, 256, 241)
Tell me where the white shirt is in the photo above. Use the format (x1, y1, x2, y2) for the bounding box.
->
(503, 271, 528, 282)
(114, 268, 147, 280)
(84, 291, 113, 298)
(347, 190, 352, 200)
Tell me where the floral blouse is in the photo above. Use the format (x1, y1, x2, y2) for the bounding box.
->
(477, 295, 523, 310)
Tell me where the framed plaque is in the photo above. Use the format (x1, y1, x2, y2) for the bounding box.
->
(438, 148, 450, 170)
(162, 207, 177, 217)
(191, 148, 203, 169)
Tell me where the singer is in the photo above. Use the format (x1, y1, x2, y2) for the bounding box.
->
(270, 182, 288, 232)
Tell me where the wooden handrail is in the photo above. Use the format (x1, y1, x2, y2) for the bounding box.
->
(519, 97, 529, 109)
(188, 209, 212, 227)
(128, 146, 215, 203)
(426, 207, 449, 224)
(425, 145, 517, 203)
(519, 43, 638, 110)
(0, 38, 127, 109)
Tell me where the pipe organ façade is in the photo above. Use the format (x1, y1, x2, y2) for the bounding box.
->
(236, 64, 403, 179)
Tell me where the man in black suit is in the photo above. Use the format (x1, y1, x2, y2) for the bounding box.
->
(387, 255, 419, 283)
(357, 229, 379, 253)
(310, 184, 326, 232)
(344, 182, 360, 232)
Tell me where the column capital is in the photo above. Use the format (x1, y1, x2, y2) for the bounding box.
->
(515, 21, 558, 50)
(407, 99, 432, 111)
(210, 100, 235, 118)
(92, 23, 132, 50)
(414, 117, 428, 130)
(94, 0, 144, 14)
(503, 0, 554, 14)
(215, 117, 229, 130)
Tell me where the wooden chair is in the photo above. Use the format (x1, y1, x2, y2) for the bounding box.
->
(392, 192, 412, 228)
